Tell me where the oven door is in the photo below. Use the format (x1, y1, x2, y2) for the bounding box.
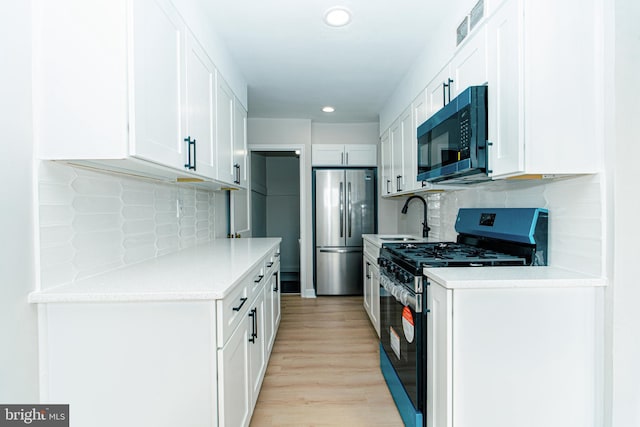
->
(379, 276, 426, 427)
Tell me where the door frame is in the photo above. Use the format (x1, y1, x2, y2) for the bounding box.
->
(248, 144, 310, 297)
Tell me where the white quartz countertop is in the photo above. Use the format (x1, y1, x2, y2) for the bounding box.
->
(423, 266, 607, 289)
(29, 238, 282, 303)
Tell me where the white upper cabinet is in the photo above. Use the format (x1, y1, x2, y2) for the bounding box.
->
(311, 144, 377, 166)
(451, 26, 488, 97)
(34, 0, 246, 185)
(380, 131, 392, 196)
(130, 0, 186, 170)
(486, 0, 600, 178)
(233, 100, 248, 186)
(216, 76, 235, 185)
(185, 30, 217, 178)
(426, 29, 488, 121)
(384, 107, 415, 195)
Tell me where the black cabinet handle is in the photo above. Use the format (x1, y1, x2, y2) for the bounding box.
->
(184, 136, 196, 170)
(248, 308, 256, 343)
(232, 297, 248, 312)
(254, 274, 264, 283)
(266, 262, 274, 268)
(442, 78, 454, 106)
(248, 307, 258, 344)
(233, 163, 241, 184)
(274, 253, 281, 258)
(273, 272, 279, 292)
(386, 179, 391, 194)
(396, 175, 403, 192)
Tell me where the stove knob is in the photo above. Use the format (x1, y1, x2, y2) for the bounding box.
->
(403, 273, 413, 284)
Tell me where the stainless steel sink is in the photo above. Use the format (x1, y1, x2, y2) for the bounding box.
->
(380, 237, 417, 241)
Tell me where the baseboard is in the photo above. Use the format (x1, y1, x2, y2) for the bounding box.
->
(301, 288, 316, 298)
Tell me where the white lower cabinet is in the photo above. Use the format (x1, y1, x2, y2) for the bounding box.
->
(218, 315, 251, 427)
(37, 244, 280, 427)
(248, 291, 266, 410)
(363, 240, 381, 336)
(427, 277, 601, 427)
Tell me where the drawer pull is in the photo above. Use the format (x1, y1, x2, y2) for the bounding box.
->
(274, 253, 280, 258)
(254, 275, 264, 283)
(266, 262, 274, 268)
(232, 297, 248, 312)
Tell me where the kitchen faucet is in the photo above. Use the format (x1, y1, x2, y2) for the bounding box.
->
(401, 195, 430, 238)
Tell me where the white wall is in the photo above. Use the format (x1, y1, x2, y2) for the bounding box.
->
(611, 0, 640, 424)
(0, 0, 39, 401)
(311, 122, 379, 145)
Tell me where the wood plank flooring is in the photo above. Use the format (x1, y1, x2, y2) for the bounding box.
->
(250, 295, 403, 427)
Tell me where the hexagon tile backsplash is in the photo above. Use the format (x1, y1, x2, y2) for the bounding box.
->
(37, 161, 226, 289)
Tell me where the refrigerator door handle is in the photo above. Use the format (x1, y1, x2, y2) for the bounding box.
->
(339, 182, 344, 238)
(319, 248, 362, 254)
(347, 182, 352, 238)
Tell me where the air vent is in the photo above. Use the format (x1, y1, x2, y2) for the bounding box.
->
(457, 16, 469, 45)
(469, 0, 484, 31)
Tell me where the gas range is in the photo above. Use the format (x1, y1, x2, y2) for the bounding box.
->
(379, 207, 548, 279)
(378, 208, 548, 427)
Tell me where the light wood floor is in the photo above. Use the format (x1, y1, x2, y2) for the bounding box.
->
(250, 295, 403, 427)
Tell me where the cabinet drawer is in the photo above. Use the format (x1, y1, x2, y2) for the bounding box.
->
(364, 240, 380, 261)
(217, 278, 250, 347)
(247, 264, 267, 303)
(264, 245, 281, 274)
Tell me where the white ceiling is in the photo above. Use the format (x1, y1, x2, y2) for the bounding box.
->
(207, 0, 444, 123)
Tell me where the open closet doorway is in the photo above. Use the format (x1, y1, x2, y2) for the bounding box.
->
(251, 150, 301, 293)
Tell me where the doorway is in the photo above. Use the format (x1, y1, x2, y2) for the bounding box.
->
(251, 151, 301, 293)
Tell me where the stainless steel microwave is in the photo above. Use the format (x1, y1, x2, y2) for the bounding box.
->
(417, 85, 488, 184)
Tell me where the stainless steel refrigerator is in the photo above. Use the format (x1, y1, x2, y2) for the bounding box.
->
(314, 168, 376, 295)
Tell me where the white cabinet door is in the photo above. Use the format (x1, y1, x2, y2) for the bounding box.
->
(363, 257, 372, 314)
(130, 0, 186, 170)
(413, 89, 428, 130)
(272, 269, 281, 328)
(427, 281, 453, 427)
(344, 145, 377, 166)
(233, 100, 248, 186)
(264, 276, 275, 354)
(400, 107, 416, 192)
(390, 118, 404, 193)
(185, 30, 216, 178)
(363, 253, 380, 336)
(486, 0, 524, 177)
(248, 294, 266, 410)
(370, 263, 380, 337)
(380, 130, 392, 196)
(216, 76, 235, 184)
(426, 65, 452, 120)
(312, 144, 345, 166)
(218, 318, 251, 427)
(451, 26, 488, 98)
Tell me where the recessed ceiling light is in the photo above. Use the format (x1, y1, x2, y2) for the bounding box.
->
(324, 7, 351, 27)
(322, 106, 336, 113)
